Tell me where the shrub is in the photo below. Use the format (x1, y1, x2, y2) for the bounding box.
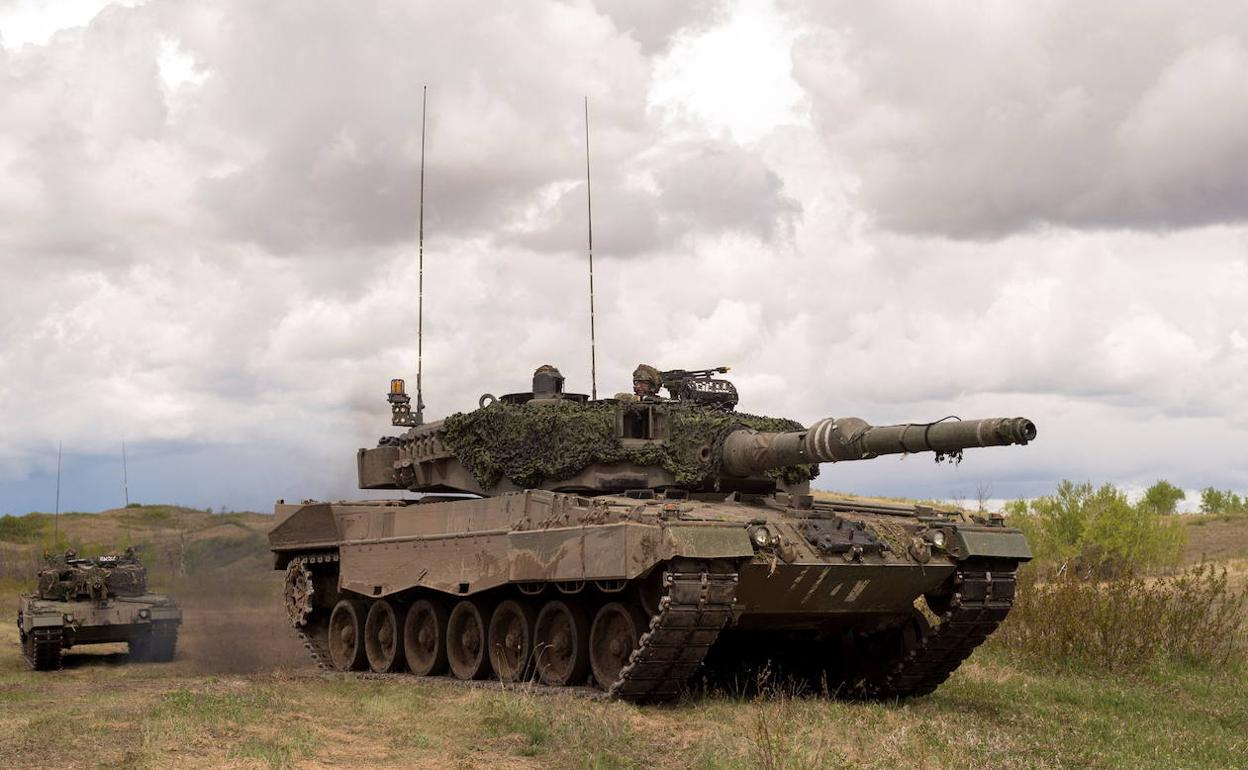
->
(995, 564, 1247, 672)
(1006, 480, 1185, 576)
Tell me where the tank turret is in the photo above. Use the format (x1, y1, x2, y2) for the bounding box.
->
(357, 368, 1035, 498)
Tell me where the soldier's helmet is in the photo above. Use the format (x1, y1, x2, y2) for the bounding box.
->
(632, 364, 662, 395)
(65, 548, 77, 560)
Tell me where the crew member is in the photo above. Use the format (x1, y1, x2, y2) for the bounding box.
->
(615, 364, 663, 402)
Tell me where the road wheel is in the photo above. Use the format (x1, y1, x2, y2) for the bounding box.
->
(364, 599, 404, 673)
(488, 599, 536, 683)
(328, 598, 368, 671)
(589, 602, 647, 690)
(403, 598, 448, 676)
(446, 600, 491, 680)
(534, 600, 589, 686)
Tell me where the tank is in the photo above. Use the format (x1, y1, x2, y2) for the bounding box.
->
(16, 549, 182, 670)
(269, 366, 1035, 700)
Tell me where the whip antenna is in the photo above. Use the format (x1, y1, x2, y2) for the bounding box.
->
(54, 441, 62, 538)
(584, 96, 598, 400)
(122, 440, 129, 507)
(416, 85, 427, 424)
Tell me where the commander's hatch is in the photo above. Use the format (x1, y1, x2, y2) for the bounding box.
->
(617, 403, 670, 441)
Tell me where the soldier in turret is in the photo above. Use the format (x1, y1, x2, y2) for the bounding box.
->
(615, 364, 664, 402)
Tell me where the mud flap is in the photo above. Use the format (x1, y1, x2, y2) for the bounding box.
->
(663, 526, 753, 558)
(950, 529, 1032, 560)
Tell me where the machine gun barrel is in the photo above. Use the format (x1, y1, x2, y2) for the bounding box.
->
(720, 416, 1036, 477)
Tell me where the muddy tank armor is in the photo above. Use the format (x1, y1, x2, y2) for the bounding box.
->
(270, 366, 1034, 700)
(17, 551, 182, 670)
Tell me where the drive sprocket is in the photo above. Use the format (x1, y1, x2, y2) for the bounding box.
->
(283, 559, 316, 627)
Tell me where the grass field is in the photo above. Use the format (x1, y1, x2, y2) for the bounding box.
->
(0, 507, 1245, 769)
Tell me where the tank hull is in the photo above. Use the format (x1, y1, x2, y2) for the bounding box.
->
(17, 594, 182, 670)
(270, 490, 1029, 699)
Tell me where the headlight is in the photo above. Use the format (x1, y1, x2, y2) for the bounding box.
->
(139, 609, 151, 619)
(750, 526, 773, 548)
(929, 530, 947, 549)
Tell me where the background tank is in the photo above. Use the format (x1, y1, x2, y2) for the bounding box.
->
(17, 550, 182, 670)
(270, 366, 1035, 699)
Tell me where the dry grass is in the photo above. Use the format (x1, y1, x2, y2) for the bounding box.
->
(996, 564, 1247, 672)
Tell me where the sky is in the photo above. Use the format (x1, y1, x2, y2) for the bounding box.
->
(1, 0, 1246, 515)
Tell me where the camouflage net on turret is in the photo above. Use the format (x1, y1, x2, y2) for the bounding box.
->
(36, 559, 147, 602)
(440, 401, 819, 490)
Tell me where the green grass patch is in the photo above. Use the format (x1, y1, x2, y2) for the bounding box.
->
(227, 727, 317, 770)
(147, 686, 277, 725)
(480, 694, 555, 755)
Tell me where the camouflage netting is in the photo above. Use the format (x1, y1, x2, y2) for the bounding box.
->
(37, 561, 147, 601)
(439, 401, 819, 490)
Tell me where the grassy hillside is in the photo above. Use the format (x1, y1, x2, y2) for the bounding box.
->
(0, 505, 274, 591)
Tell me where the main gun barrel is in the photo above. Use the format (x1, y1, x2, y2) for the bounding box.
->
(721, 416, 1036, 477)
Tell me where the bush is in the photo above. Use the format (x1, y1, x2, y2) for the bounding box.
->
(995, 564, 1247, 672)
(1005, 481, 1185, 576)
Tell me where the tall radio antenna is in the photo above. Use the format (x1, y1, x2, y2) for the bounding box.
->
(584, 96, 598, 400)
(54, 441, 62, 538)
(415, 84, 428, 425)
(121, 440, 130, 507)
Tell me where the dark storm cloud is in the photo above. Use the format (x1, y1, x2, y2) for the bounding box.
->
(788, 1, 1248, 238)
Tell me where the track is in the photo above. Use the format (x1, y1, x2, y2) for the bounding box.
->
(23, 627, 64, 671)
(858, 557, 1018, 698)
(610, 564, 738, 701)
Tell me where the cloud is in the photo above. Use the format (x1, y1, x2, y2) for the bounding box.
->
(592, 0, 728, 54)
(3, 0, 1248, 515)
(516, 139, 800, 256)
(789, 1, 1248, 237)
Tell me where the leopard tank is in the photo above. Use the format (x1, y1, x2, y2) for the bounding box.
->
(269, 364, 1034, 700)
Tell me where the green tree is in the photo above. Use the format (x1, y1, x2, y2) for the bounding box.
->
(1200, 488, 1246, 514)
(1138, 480, 1185, 515)
(1007, 480, 1185, 576)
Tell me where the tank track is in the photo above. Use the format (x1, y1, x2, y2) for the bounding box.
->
(286, 552, 339, 671)
(23, 627, 64, 671)
(610, 563, 739, 701)
(861, 558, 1017, 698)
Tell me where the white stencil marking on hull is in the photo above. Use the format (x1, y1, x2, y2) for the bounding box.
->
(844, 579, 870, 603)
